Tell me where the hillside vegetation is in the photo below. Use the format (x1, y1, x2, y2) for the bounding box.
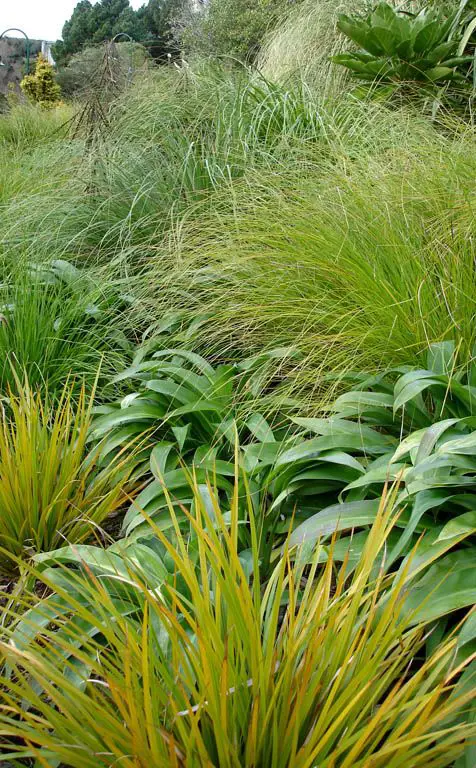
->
(1, 1, 476, 766)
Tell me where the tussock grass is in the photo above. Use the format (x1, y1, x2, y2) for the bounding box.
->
(1, 482, 474, 765)
(0, 380, 131, 566)
(0, 261, 138, 399)
(0, 102, 72, 148)
(143, 102, 476, 409)
(0, 68, 327, 265)
(1, 65, 475, 415)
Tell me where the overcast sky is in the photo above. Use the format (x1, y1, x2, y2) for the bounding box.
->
(1, 0, 144, 42)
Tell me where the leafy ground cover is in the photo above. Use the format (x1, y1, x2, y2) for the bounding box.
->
(0, 1, 475, 765)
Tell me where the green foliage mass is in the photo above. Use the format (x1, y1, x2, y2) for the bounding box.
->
(1, 2, 476, 764)
(52, 0, 184, 66)
(88, 342, 476, 635)
(332, 1, 476, 106)
(0, 261, 135, 399)
(0, 381, 131, 568)
(148, 101, 476, 406)
(179, 0, 299, 62)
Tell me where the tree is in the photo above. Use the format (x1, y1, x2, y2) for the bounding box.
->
(52, 1, 94, 66)
(139, 0, 185, 59)
(52, 0, 186, 68)
(90, 0, 130, 43)
(143, 0, 184, 36)
(20, 53, 62, 107)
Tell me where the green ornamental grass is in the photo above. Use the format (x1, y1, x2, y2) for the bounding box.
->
(147, 108, 476, 407)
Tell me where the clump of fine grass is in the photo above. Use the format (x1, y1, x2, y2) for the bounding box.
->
(0, 102, 72, 149)
(0, 260, 137, 400)
(0, 67, 327, 265)
(142, 100, 476, 410)
(0, 379, 132, 568)
(0, 140, 77, 210)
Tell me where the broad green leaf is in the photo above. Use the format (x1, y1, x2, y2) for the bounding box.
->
(292, 416, 395, 447)
(437, 511, 476, 541)
(405, 565, 476, 623)
(370, 2, 397, 26)
(332, 390, 394, 415)
(332, 53, 374, 67)
(413, 20, 446, 54)
(34, 545, 128, 575)
(395, 38, 413, 59)
(285, 422, 395, 461)
(404, 454, 476, 491)
(436, 431, 476, 456)
(96, 423, 150, 460)
(193, 452, 236, 477)
(267, 450, 364, 494)
(125, 506, 190, 537)
(90, 404, 165, 440)
(289, 499, 380, 546)
(243, 440, 283, 471)
(152, 348, 215, 378)
(361, 60, 394, 77)
(391, 427, 427, 462)
(415, 419, 460, 464)
(316, 450, 365, 473)
(441, 55, 474, 67)
(120, 393, 141, 408)
(150, 442, 177, 479)
(425, 66, 456, 81)
(337, 16, 384, 56)
(393, 371, 444, 412)
(167, 400, 224, 419)
(269, 466, 359, 512)
(112, 360, 162, 383)
(453, 660, 476, 768)
(427, 40, 457, 64)
(209, 364, 235, 405)
(387, 493, 435, 566)
(369, 26, 398, 56)
(344, 461, 405, 490)
(371, 2, 397, 26)
(403, 539, 475, 582)
(146, 379, 197, 405)
(246, 413, 275, 442)
(301, 529, 402, 571)
(172, 424, 190, 451)
(459, 611, 476, 649)
(147, 364, 209, 394)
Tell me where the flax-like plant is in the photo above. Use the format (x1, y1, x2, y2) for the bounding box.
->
(1, 482, 474, 766)
(0, 380, 132, 568)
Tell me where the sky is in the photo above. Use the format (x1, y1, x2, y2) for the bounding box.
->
(1, 0, 144, 42)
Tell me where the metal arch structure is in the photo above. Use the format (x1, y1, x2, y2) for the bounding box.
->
(111, 32, 134, 44)
(0, 28, 31, 75)
(110, 32, 135, 77)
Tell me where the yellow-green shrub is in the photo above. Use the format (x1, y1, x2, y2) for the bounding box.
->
(20, 53, 61, 108)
